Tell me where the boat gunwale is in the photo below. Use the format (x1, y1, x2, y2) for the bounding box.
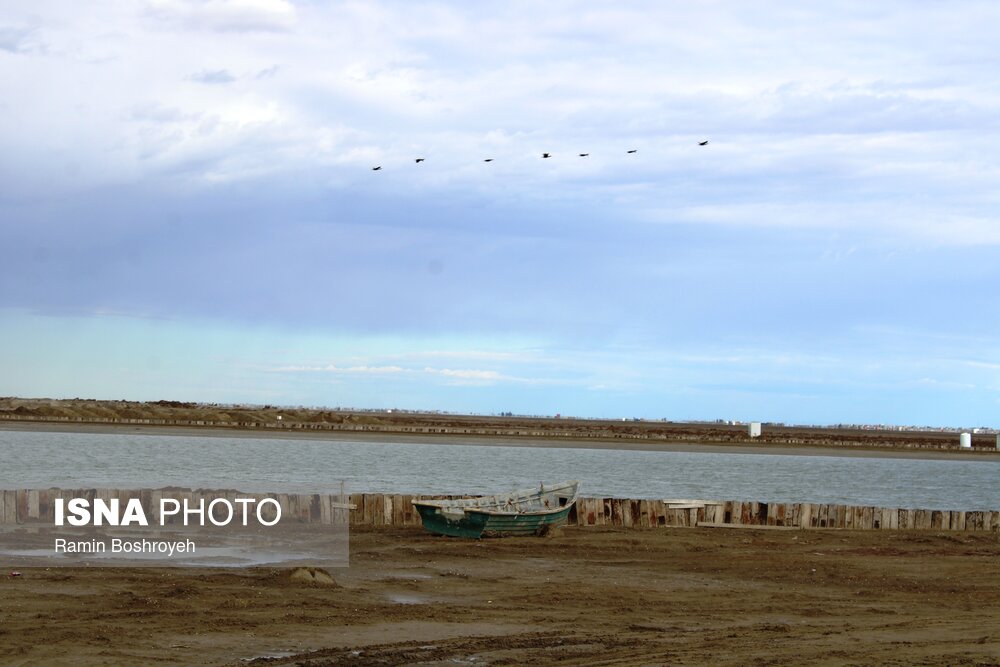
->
(460, 504, 575, 518)
(411, 480, 580, 516)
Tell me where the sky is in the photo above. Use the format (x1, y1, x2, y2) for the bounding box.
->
(2, 1, 1000, 427)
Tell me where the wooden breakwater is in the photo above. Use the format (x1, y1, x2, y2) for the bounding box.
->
(1, 489, 998, 532)
(351, 494, 999, 532)
(0, 489, 351, 527)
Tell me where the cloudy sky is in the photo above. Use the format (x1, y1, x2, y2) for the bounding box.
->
(2, 1, 1000, 426)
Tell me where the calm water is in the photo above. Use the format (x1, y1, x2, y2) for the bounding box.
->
(1, 430, 997, 510)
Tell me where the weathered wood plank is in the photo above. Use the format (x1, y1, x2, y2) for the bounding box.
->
(309, 494, 322, 522)
(719, 501, 731, 525)
(390, 494, 403, 526)
(320, 494, 331, 525)
(379, 494, 391, 525)
(637, 499, 650, 527)
(788, 503, 800, 528)
(406, 495, 420, 525)
(773, 503, 786, 527)
(363, 494, 375, 525)
(651, 499, 666, 527)
(27, 489, 39, 520)
(610, 498, 624, 527)
(278, 493, 292, 525)
(583, 498, 594, 525)
(16, 490, 28, 523)
(350, 494, 363, 525)
(5, 490, 19, 525)
(623, 499, 635, 527)
(798, 503, 812, 529)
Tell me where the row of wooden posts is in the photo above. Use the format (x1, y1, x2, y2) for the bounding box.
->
(1, 489, 998, 532)
(352, 493, 1000, 532)
(0, 489, 350, 527)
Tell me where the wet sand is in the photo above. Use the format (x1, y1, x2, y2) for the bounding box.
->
(2, 526, 998, 666)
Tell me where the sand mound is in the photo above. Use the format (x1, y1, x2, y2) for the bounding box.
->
(288, 567, 337, 586)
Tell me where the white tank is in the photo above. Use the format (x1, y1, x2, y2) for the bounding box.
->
(960, 432, 972, 449)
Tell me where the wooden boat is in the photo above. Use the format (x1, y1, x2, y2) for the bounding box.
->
(412, 481, 580, 538)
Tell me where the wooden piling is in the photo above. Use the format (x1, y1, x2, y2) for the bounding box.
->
(2, 488, 998, 533)
(799, 503, 812, 528)
(653, 500, 668, 526)
(739, 501, 751, 525)
(610, 498, 624, 527)
(4, 490, 17, 525)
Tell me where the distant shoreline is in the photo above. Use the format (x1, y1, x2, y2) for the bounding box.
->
(2, 419, 996, 462)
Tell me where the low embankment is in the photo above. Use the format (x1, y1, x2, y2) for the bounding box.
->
(4, 397, 1000, 453)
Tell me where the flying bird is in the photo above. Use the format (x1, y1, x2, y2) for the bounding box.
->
(372, 166, 382, 171)
(542, 153, 552, 158)
(579, 153, 589, 157)
(626, 149, 637, 154)
(483, 158, 493, 162)
(699, 140, 709, 146)
(415, 158, 425, 163)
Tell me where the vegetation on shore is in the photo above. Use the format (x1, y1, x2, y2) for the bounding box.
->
(2, 397, 997, 452)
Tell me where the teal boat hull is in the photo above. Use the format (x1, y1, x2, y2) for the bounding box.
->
(414, 503, 574, 538)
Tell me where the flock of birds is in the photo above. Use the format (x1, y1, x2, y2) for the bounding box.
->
(371, 141, 710, 170)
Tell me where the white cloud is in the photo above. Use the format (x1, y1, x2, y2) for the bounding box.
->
(272, 364, 407, 374)
(425, 367, 504, 383)
(190, 69, 237, 84)
(0, 25, 42, 54)
(267, 360, 569, 387)
(3, 0, 1000, 247)
(144, 0, 296, 33)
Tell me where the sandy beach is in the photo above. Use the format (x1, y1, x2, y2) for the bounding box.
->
(2, 408, 999, 664)
(2, 526, 998, 666)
